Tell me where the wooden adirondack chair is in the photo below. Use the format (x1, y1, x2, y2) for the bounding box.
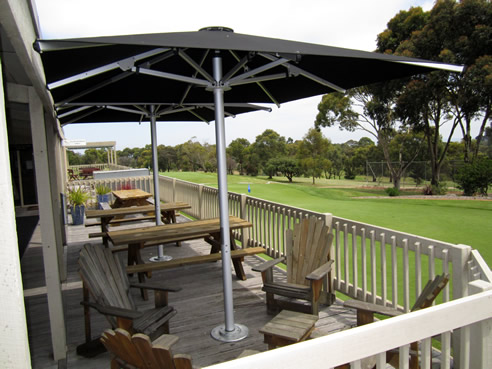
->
(253, 216, 335, 315)
(101, 328, 259, 369)
(343, 273, 450, 369)
(101, 328, 192, 369)
(78, 243, 181, 347)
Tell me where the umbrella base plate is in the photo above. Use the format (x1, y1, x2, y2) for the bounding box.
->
(149, 255, 173, 262)
(211, 323, 248, 342)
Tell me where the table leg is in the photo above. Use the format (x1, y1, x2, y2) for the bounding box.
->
(207, 231, 246, 281)
(128, 242, 149, 300)
(101, 218, 112, 247)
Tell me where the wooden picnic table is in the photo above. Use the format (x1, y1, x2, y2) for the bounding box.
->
(107, 216, 254, 297)
(112, 189, 153, 208)
(86, 202, 191, 247)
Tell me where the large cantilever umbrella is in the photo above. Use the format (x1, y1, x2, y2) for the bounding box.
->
(34, 26, 462, 342)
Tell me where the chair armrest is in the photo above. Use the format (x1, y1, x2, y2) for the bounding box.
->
(130, 282, 182, 293)
(252, 257, 285, 273)
(343, 299, 403, 317)
(306, 260, 333, 281)
(81, 301, 143, 319)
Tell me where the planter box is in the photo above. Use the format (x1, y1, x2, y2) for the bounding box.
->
(71, 205, 85, 225)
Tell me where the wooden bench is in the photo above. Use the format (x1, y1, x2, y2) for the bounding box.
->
(126, 246, 266, 275)
(86, 215, 156, 227)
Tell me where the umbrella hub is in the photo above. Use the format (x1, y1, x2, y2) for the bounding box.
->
(199, 26, 234, 33)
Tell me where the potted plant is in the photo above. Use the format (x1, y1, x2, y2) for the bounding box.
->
(95, 184, 112, 209)
(67, 187, 90, 225)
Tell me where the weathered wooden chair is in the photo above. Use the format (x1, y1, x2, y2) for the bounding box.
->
(78, 243, 181, 348)
(343, 273, 450, 369)
(101, 328, 259, 369)
(253, 216, 335, 315)
(101, 328, 192, 369)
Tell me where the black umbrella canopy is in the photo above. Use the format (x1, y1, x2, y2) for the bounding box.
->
(34, 26, 462, 119)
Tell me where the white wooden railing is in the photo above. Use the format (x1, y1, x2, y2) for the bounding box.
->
(159, 175, 492, 368)
(68, 163, 128, 171)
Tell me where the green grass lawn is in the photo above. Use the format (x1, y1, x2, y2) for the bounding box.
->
(162, 171, 492, 265)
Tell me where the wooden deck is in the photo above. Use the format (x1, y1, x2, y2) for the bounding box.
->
(21, 214, 356, 369)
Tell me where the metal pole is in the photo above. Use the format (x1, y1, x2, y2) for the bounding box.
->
(149, 105, 172, 262)
(210, 52, 248, 342)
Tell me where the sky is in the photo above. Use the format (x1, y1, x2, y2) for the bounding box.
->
(33, 0, 438, 150)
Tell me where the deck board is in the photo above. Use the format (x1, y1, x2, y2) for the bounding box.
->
(21, 214, 356, 368)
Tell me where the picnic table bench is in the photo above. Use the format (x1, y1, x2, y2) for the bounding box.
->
(86, 202, 191, 247)
(107, 216, 261, 298)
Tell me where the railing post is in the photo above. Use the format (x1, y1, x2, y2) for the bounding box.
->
(468, 280, 492, 369)
(452, 244, 472, 369)
(198, 184, 204, 220)
(240, 194, 249, 247)
(172, 178, 176, 203)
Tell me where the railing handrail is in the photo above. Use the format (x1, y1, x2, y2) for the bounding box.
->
(203, 289, 492, 369)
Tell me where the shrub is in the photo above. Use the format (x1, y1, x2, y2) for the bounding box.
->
(422, 183, 447, 196)
(385, 187, 400, 197)
(455, 158, 492, 196)
(67, 187, 91, 206)
(95, 184, 111, 195)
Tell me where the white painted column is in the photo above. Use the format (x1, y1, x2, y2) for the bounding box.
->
(29, 87, 67, 361)
(0, 57, 31, 369)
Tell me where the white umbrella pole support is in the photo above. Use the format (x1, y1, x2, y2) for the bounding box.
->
(148, 105, 172, 262)
(210, 52, 248, 342)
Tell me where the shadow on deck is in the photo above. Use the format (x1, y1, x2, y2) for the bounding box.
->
(21, 214, 356, 368)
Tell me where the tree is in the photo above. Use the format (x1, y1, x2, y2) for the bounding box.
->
(380, 0, 492, 185)
(315, 87, 423, 190)
(298, 128, 331, 184)
(227, 138, 250, 174)
(157, 145, 177, 172)
(265, 157, 300, 182)
(251, 129, 287, 174)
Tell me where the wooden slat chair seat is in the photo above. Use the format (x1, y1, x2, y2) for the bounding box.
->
(253, 216, 335, 315)
(101, 328, 260, 369)
(78, 243, 181, 342)
(343, 273, 450, 369)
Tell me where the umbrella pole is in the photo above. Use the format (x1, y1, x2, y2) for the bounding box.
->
(210, 52, 248, 342)
(148, 105, 172, 262)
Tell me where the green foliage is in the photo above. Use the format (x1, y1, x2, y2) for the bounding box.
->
(95, 184, 111, 195)
(385, 187, 400, 196)
(67, 187, 91, 206)
(422, 183, 448, 196)
(297, 128, 331, 184)
(455, 157, 492, 196)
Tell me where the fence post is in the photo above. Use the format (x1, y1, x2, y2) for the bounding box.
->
(452, 244, 472, 369)
(198, 184, 204, 220)
(468, 280, 492, 369)
(172, 178, 176, 202)
(240, 194, 249, 247)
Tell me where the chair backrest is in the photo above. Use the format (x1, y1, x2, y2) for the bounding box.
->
(285, 216, 334, 286)
(101, 328, 193, 369)
(411, 273, 449, 311)
(78, 243, 136, 326)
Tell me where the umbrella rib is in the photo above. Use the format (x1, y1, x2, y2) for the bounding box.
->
(135, 67, 210, 87)
(228, 50, 280, 107)
(55, 71, 133, 107)
(61, 106, 105, 125)
(180, 50, 210, 105)
(258, 52, 346, 93)
(187, 109, 210, 124)
(227, 73, 287, 87)
(48, 48, 169, 90)
(57, 105, 92, 119)
(222, 54, 251, 82)
(105, 105, 145, 115)
(226, 58, 289, 85)
(178, 49, 215, 83)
